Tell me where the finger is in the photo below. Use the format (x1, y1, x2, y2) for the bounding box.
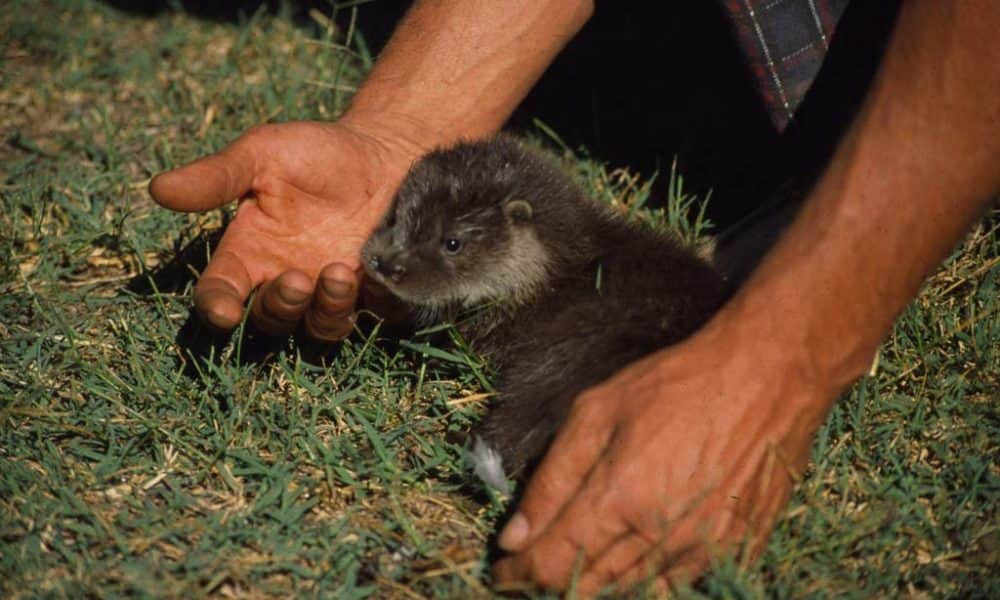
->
(629, 574, 671, 598)
(304, 263, 359, 341)
(250, 269, 315, 335)
(149, 135, 257, 212)
(613, 562, 695, 598)
(660, 551, 714, 590)
(571, 472, 744, 594)
(493, 544, 592, 593)
(611, 556, 669, 596)
(497, 393, 616, 553)
(608, 537, 708, 595)
(493, 457, 631, 590)
(575, 534, 650, 597)
(739, 470, 791, 565)
(194, 248, 254, 331)
(633, 503, 748, 591)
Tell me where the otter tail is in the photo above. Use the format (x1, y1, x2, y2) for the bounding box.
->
(469, 436, 511, 494)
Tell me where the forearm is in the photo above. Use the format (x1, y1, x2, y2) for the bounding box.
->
(726, 2, 999, 402)
(341, 0, 593, 154)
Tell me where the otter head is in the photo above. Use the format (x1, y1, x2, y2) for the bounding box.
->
(362, 137, 556, 310)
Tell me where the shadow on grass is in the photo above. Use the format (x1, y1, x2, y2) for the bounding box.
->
(125, 229, 365, 399)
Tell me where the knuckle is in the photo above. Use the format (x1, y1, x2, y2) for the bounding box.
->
(526, 467, 573, 510)
(590, 556, 632, 590)
(320, 262, 356, 281)
(305, 313, 353, 341)
(531, 559, 568, 591)
(265, 286, 310, 316)
(605, 485, 633, 516)
(571, 390, 604, 420)
(537, 537, 589, 590)
(316, 293, 355, 316)
(259, 300, 296, 323)
(251, 301, 296, 334)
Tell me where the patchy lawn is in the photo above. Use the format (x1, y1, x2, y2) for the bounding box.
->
(1, 1, 997, 597)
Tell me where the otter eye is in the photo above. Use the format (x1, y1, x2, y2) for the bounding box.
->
(443, 238, 463, 254)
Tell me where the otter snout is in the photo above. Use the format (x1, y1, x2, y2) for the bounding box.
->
(363, 229, 409, 284)
(370, 253, 407, 282)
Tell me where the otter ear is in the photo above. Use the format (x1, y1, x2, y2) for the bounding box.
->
(503, 199, 533, 222)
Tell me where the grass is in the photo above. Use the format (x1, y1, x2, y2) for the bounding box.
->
(1, 1, 997, 597)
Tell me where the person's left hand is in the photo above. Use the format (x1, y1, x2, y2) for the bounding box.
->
(492, 311, 838, 596)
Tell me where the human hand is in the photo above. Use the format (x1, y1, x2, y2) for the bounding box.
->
(492, 310, 841, 595)
(149, 120, 418, 339)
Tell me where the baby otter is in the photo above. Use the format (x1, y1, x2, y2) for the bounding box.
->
(362, 134, 729, 491)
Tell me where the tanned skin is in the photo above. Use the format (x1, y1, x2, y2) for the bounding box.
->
(149, 0, 999, 595)
(149, 0, 593, 339)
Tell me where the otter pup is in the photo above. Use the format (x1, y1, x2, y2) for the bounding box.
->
(362, 134, 729, 491)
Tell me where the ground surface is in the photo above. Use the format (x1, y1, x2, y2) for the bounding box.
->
(1, 1, 998, 598)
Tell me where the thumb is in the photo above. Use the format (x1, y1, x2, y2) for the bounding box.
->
(498, 392, 616, 552)
(149, 138, 257, 212)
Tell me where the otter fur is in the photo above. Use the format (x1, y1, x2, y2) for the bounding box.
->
(362, 134, 729, 491)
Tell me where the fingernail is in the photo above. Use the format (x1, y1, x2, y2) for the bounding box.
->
(321, 277, 353, 298)
(279, 286, 310, 304)
(498, 512, 530, 551)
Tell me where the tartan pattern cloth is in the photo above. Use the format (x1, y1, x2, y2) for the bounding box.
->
(721, 0, 850, 131)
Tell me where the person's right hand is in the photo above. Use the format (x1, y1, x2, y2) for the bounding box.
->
(149, 119, 420, 340)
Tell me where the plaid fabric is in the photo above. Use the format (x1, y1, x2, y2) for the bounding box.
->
(721, 0, 849, 131)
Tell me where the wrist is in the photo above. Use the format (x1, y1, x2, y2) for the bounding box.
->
(722, 269, 878, 396)
(640, 289, 845, 451)
(338, 107, 444, 162)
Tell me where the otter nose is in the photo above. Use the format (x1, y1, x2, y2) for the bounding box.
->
(372, 254, 406, 281)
